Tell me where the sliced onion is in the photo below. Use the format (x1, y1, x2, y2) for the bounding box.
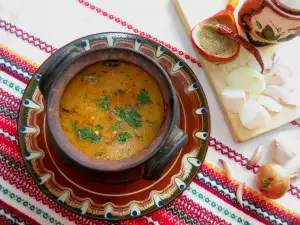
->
(256, 164, 290, 199)
(239, 100, 271, 130)
(226, 66, 266, 94)
(236, 182, 245, 206)
(257, 96, 283, 113)
(218, 159, 232, 180)
(264, 85, 297, 107)
(247, 145, 263, 169)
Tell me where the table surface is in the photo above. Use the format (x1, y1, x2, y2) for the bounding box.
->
(0, 0, 299, 224)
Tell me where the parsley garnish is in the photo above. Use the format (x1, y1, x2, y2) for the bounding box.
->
(116, 132, 133, 144)
(76, 127, 102, 144)
(112, 121, 121, 131)
(77, 127, 91, 139)
(96, 96, 111, 111)
(72, 122, 77, 131)
(90, 133, 102, 144)
(95, 124, 104, 130)
(137, 88, 150, 105)
(118, 107, 142, 128)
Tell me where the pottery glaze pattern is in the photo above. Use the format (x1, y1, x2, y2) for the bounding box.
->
(18, 32, 210, 220)
(239, 0, 300, 46)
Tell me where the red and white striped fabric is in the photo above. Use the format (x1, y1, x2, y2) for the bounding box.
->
(0, 0, 299, 224)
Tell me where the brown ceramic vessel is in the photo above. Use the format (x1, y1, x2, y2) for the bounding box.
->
(38, 46, 188, 183)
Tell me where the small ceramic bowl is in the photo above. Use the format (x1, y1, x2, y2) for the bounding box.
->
(191, 12, 240, 63)
(38, 45, 188, 183)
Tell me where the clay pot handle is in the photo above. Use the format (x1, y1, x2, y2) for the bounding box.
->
(143, 127, 188, 180)
(38, 46, 82, 98)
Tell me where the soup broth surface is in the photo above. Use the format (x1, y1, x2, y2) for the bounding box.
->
(59, 61, 164, 160)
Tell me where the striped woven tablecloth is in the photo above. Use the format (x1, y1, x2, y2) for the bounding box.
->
(0, 0, 300, 224)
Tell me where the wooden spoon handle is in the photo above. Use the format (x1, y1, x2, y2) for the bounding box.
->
(226, 0, 240, 13)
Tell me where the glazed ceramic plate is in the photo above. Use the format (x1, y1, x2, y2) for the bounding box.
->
(18, 32, 210, 220)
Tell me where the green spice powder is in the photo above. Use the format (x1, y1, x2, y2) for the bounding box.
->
(199, 25, 235, 57)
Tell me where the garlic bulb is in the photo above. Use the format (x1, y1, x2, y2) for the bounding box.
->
(272, 138, 296, 165)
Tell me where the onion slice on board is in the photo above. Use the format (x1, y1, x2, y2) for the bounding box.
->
(226, 66, 266, 94)
(240, 100, 271, 130)
(221, 87, 246, 113)
(257, 96, 283, 113)
(264, 85, 297, 107)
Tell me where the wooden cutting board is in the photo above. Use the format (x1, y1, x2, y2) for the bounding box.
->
(173, 0, 300, 143)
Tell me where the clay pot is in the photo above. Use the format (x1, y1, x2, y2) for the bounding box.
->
(38, 44, 188, 183)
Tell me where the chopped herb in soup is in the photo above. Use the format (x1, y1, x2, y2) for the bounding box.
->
(59, 61, 164, 160)
(138, 88, 151, 105)
(116, 132, 133, 144)
(112, 121, 121, 131)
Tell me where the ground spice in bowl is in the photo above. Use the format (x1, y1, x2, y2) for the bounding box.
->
(199, 25, 235, 57)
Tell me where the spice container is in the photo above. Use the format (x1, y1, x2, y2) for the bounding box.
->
(191, 0, 240, 63)
(192, 24, 239, 61)
(192, 23, 264, 71)
(238, 0, 300, 46)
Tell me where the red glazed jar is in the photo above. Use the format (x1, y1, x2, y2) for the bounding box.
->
(238, 0, 300, 46)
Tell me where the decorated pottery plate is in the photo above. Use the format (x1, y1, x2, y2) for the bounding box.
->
(18, 32, 210, 220)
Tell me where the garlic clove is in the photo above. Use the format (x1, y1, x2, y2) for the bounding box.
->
(257, 95, 283, 113)
(218, 159, 232, 180)
(221, 87, 246, 113)
(264, 85, 297, 107)
(289, 171, 300, 180)
(247, 145, 263, 169)
(264, 71, 290, 86)
(264, 63, 292, 86)
(236, 182, 245, 206)
(239, 100, 271, 130)
(272, 138, 296, 165)
(226, 66, 266, 94)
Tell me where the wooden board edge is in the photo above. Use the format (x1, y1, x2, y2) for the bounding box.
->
(173, 0, 241, 143)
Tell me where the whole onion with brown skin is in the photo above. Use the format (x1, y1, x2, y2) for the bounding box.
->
(256, 164, 290, 199)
